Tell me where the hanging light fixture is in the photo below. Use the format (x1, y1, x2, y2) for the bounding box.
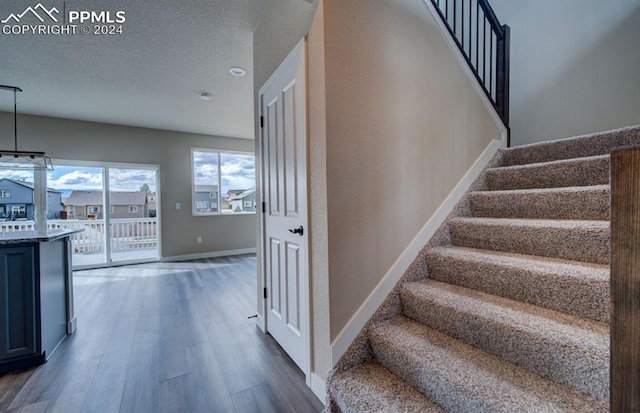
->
(0, 84, 53, 170)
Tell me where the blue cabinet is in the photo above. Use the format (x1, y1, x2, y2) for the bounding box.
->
(0, 232, 76, 374)
(0, 246, 38, 363)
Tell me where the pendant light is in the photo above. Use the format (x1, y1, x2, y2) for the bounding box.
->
(0, 84, 53, 170)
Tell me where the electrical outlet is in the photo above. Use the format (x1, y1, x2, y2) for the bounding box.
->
(197, 236, 202, 243)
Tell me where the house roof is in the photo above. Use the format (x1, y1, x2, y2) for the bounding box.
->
(0, 178, 61, 193)
(65, 191, 147, 206)
(228, 188, 256, 201)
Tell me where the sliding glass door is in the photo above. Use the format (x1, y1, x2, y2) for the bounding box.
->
(108, 167, 159, 264)
(48, 162, 160, 268)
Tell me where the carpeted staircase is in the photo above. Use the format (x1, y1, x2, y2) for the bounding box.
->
(327, 125, 640, 412)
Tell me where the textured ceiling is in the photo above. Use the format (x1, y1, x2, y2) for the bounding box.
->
(0, 0, 265, 139)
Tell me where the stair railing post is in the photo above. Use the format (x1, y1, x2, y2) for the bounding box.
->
(610, 146, 640, 413)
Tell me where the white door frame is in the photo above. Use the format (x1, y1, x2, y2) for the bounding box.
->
(256, 38, 312, 385)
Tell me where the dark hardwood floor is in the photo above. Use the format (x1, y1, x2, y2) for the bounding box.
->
(0, 254, 324, 413)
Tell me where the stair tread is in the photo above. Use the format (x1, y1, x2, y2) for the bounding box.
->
(331, 362, 444, 413)
(428, 246, 609, 277)
(425, 246, 610, 323)
(370, 317, 608, 412)
(501, 125, 640, 166)
(469, 185, 610, 220)
(488, 154, 609, 172)
(485, 154, 609, 191)
(448, 217, 610, 264)
(450, 216, 609, 228)
(471, 184, 609, 196)
(404, 279, 609, 349)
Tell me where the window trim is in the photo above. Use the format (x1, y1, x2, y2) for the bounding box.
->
(0, 189, 10, 198)
(191, 148, 256, 216)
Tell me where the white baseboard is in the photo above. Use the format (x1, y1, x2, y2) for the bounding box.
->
(310, 372, 327, 405)
(331, 139, 503, 365)
(162, 248, 256, 262)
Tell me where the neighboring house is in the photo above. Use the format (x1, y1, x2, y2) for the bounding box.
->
(64, 191, 148, 219)
(228, 188, 256, 213)
(193, 185, 219, 213)
(0, 178, 63, 220)
(147, 192, 157, 217)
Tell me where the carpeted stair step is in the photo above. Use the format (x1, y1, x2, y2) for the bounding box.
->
(329, 362, 444, 413)
(369, 317, 607, 412)
(425, 246, 609, 322)
(501, 125, 640, 167)
(485, 154, 609, 190)
(401, 280, 609, 402)
(448, 217, 609, 264)
(469, 185, 610, 220)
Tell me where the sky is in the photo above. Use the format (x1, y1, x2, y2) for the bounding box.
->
(193, 152, 256, 196)
(0, 166, 157, 198)
(0, 153, 255, 198)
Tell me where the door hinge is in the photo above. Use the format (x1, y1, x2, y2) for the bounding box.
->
(263, 287, 268, 299)
(260, 116, 264, 128)
(262, 201, 266, 214)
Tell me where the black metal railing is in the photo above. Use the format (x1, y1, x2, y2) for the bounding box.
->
(431, 0, 510, 137)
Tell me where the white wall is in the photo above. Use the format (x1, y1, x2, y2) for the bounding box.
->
(0, 113, 256, 259)
(321, 0, 501, 341)
(491, 0, 640, 146)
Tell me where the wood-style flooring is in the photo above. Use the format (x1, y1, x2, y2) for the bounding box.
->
(0, 254, 324, 413)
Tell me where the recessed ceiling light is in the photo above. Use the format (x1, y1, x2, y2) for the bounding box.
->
(229, 67, 246, 77)
(200, 92, 212, 101)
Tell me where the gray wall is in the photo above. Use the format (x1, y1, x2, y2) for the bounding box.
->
(0, 112, 256, 258)
(321, 0, 500, 341)
(491, 0, 640, 146)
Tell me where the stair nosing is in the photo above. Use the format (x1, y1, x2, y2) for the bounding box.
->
(470, 184, 610, 196)
(488, 154, 609, 172)
(427, 246, 609, 273)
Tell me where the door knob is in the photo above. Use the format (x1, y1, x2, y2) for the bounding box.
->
(289, 225, 304, 236)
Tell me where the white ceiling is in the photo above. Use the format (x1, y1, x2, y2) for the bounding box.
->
(0, 0, 265, 139)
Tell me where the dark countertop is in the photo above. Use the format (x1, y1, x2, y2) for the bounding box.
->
(0, 229, 83, 245)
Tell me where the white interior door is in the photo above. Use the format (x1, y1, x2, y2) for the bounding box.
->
(260, 40, 309, 374)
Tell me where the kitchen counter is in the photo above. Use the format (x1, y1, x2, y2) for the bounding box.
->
(0, 229, 79, 374)
(0, 228, 83, 244)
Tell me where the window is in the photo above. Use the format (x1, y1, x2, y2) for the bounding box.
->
(67, 206, 74, 213)
(0, 189, 10, 198)
(244, 200, 252, 208)
(11, 205, 25, 215)
(149, 196, 156, 202)
(192, 149, 255, 215)
(110, 206, 115, 214)
(88, 206, 100, 214)
(129, 205, 138, 213)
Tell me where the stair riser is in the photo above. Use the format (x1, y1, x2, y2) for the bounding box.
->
(469, 188, 610, 220)
(401, 288, 609, 402)
(502, 125, 640, 166)
(448, 221, 610, 264)
(425, 251, 609, 323)
(486, 157, 609, 190)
